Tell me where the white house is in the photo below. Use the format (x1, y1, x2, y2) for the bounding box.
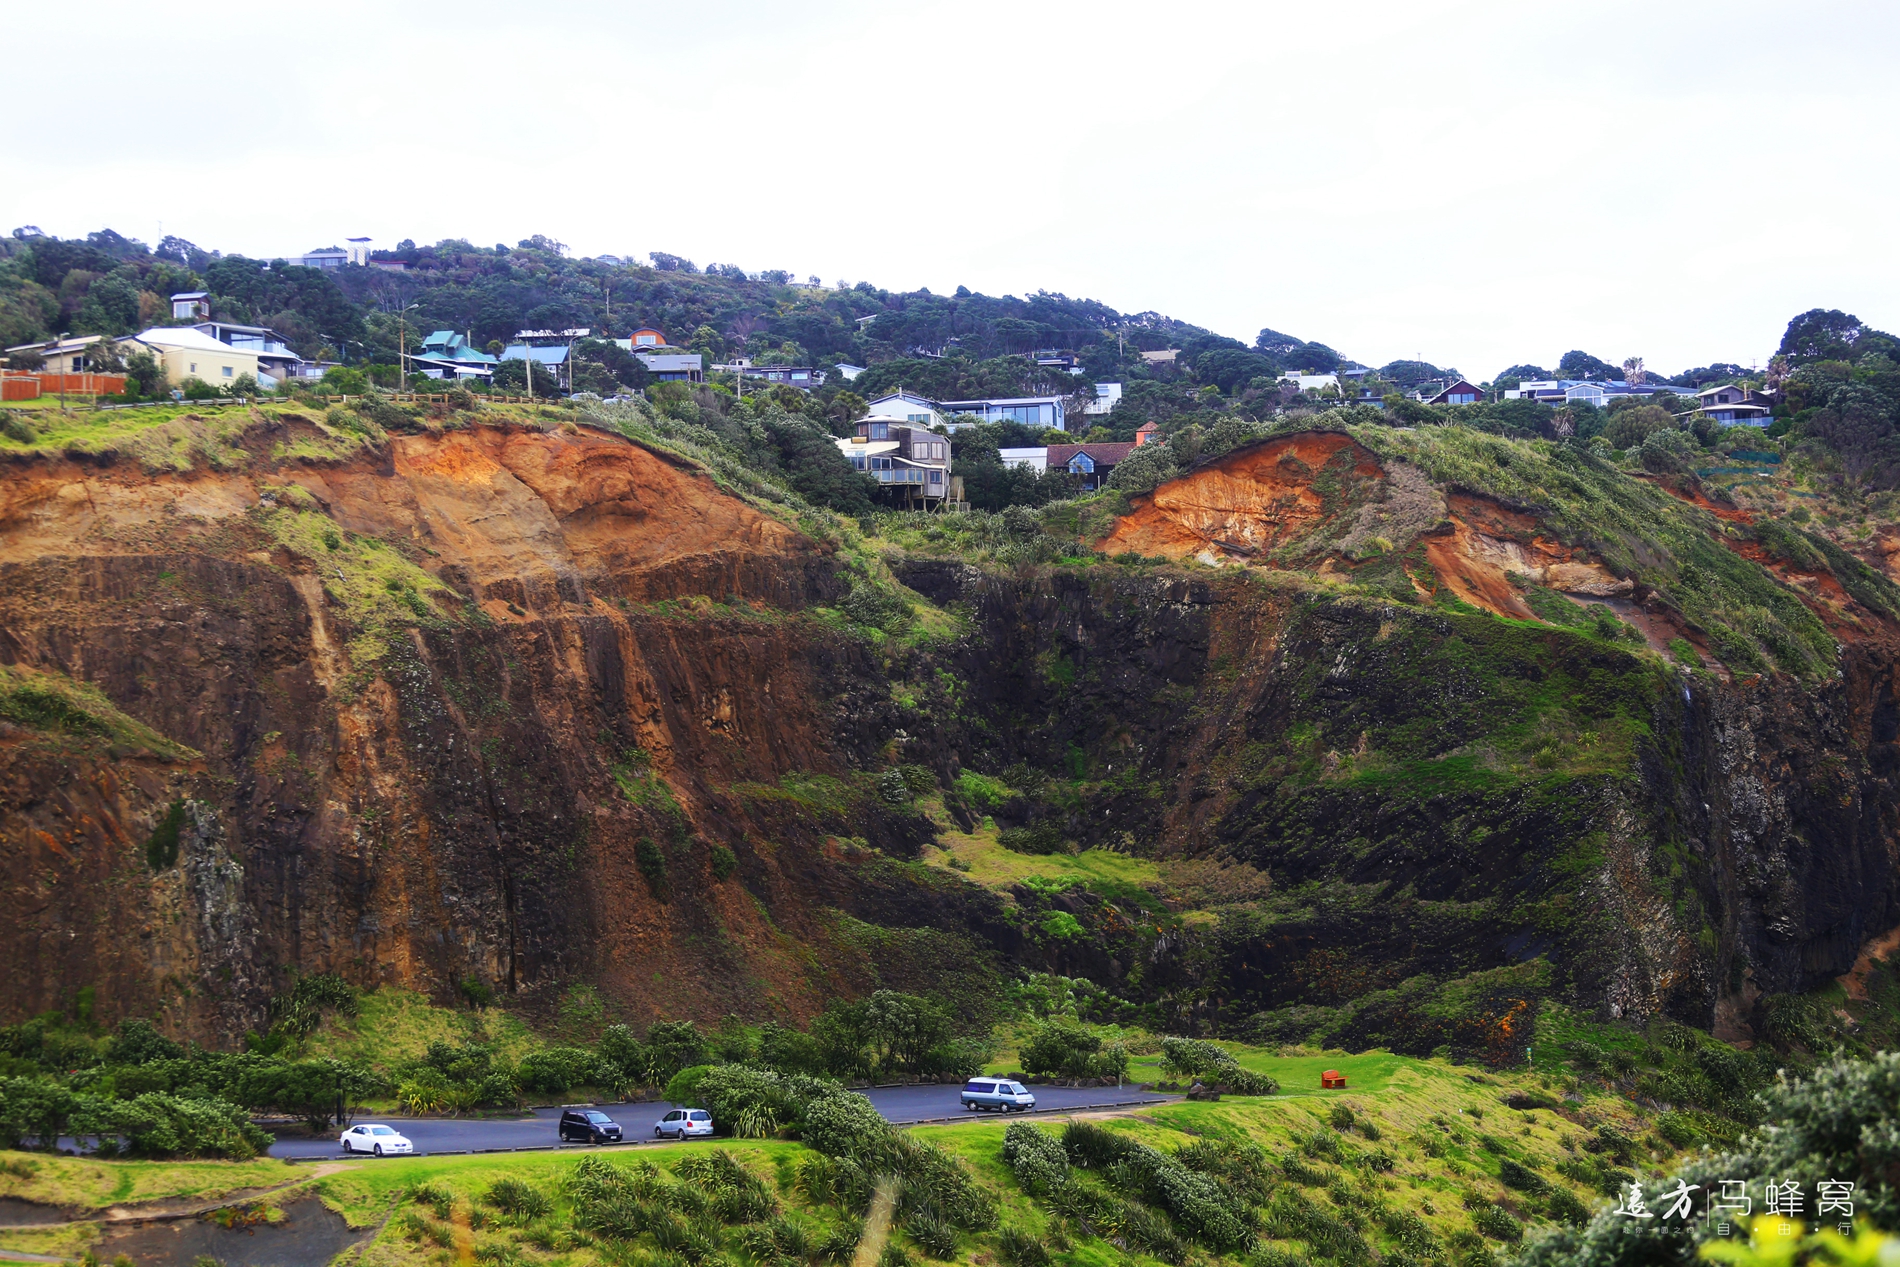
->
(1280, 373, 1339, 393)
(998, 447, 1049, 473)
(863, 391, 944, 428)
(117, 327, 265, 387)
(1083, 382, 1123, 416)
(835, 363, 866, 381)
(345, 237, 373, 266)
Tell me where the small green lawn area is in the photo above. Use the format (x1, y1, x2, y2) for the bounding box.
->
(926, 813, 1164, 897)
(0, 1149, 299, 1210)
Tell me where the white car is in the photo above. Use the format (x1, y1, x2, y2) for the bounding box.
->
(654, 1108, 713, 1140)
(340, 1123, 414, 1156)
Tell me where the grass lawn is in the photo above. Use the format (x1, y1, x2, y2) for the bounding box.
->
(0, 1150, 300, 1210)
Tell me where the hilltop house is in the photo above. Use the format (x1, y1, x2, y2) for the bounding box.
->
(1083, 382, 1123, 416)
(170, 291, 210, 320)
(1507, 379, 1686, 407)
(296, 246, 349, 270)
(1047, 441, 1135, 491)
(628, 328, 667, 348)
(836, 418, 953, 507)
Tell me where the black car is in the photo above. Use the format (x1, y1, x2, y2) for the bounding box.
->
(558, 1109, 624, 1143)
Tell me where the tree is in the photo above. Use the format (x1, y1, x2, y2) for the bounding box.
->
(1603, 403, 1675, 449)
(1254, 327, 1304, 356)
(1378, 360, 1444, 388)
(1194, 347, 1279, 395)
(1622, 356, 1646, 386)
(642, 1020, 708, 1084)
(1289, 341, 1342, 372)
(1557, 349, 1619, 380)
(1779, 308, 1865, 364)
(1801, 383, 1900, 489)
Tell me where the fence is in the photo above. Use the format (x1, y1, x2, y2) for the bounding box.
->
(0, 372, 127, 398)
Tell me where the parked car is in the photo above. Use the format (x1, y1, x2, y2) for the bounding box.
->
(559, 1109, 624, 1144)
(340, 1123, 414, 1155)
(654, 1108, 714, 1139)
(961, 1079, 1036, 1112)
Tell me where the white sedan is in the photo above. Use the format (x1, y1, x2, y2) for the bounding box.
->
(340, 1123, 414, 1156)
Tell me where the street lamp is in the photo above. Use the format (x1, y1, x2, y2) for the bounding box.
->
(398, 304, 419, 391)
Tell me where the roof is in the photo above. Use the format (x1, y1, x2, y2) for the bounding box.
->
(635, 352, 702, 371)
(866, 391, 936, 408)
(170, 291, 208, 301)
(7, 335, 104, 354)
(837, 439, 900, 456)
(501, 344, 569, 365)
(1048, 442, 1136, 465)
(124, 327, 257, 355)
(940, 395, 1067, 408)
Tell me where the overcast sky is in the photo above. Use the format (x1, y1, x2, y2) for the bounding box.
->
(3, 0, 1893, 379)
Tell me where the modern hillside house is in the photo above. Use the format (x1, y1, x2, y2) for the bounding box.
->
(193, 320, 304, 384)
(939, 394, 1069, 431)
(1696, 383, 1774, 426)
(837, 418, 953, 508)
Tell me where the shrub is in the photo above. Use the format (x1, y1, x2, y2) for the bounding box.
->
(997, 1227, 1050, 1267)
(1545, 1185, 1591, 1227)
(1157, 1036, 1278, 1094)
(800, 1091, 893, 1160)
(484, 1178, 551, 1222)
(1019, 1021, 1128, 1081)
(997, 824, 1070, 855)
(1470, 1202, 1523, 1243)
(1498, 1157, 1548, 1195)
(145, 801, 186, 870)
(708, 844, 737, 880)
(634, 836, 669, 902)
(1002, 1121, 1069, 1195)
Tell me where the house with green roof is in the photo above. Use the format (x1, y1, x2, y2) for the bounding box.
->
(411, 330, 498, 381)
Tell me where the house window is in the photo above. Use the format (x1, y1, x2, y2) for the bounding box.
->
(907, 413, 928, 425)
(189, 363, 197, 373)
(868, 422, 888, 440)
(222, 365, 234, 377)
(929, 469, 943, 485)
(1069, 453, 1096, 474)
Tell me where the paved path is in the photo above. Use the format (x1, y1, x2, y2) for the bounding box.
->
(266, 1084, 1169, 1160)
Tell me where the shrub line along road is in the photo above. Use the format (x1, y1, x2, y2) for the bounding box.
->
(265, 1084, 1173, 1160)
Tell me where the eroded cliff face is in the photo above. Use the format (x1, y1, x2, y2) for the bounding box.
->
(5, 418, 1899, 1048)
(0, 419, 957, 1044)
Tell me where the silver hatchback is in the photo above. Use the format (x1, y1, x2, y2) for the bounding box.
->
(961, 1078, 1036, 1112)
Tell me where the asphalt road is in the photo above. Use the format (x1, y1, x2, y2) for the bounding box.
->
(266, 1083, 1170, 1160)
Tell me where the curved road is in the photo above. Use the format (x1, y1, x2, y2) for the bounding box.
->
(266, 1083, 1170, 1160)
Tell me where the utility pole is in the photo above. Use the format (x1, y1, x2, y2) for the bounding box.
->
(398, 303, 418, 392)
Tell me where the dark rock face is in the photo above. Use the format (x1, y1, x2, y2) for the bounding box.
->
(907, 562, 1900, 1038)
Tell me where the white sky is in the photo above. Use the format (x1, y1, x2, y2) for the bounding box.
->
(3, 0, 1894, 379)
